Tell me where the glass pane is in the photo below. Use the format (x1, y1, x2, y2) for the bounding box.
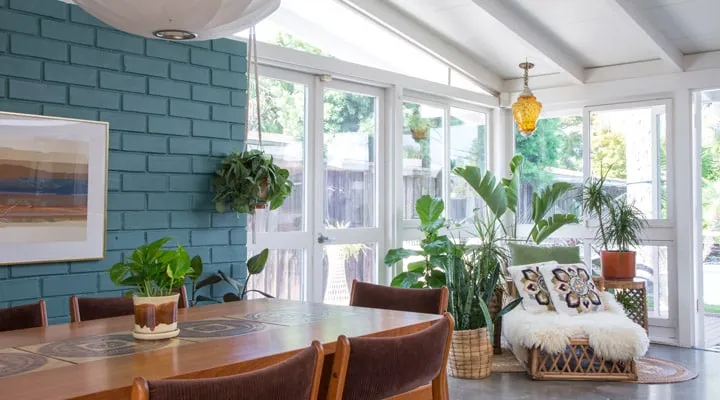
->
(403, 102, 445, 219)
(515, 116, 583, 224)
(248, 76, 306, 232)
(236, 0, 449, 84)
(323, 89, 376, 229)
(246, 249, 304, 300)
(449, 108, 487, 221)
(590, 106, 667, 219)
(589, 244, 668, 319)
(322, 242, 377, 305)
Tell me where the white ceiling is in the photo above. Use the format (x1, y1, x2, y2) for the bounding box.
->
(385, 0, 719, 81)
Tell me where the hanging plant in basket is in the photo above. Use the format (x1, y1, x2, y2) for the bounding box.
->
(212, 150, 292, 214)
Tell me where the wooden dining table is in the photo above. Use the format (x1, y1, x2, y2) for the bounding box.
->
(0, 299, 442, 400)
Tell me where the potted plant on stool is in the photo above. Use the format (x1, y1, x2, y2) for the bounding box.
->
(109, 238, 201, 340)
(582, 168, 648, 280)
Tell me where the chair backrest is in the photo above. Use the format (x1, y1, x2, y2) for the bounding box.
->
(327, 313, 454, 400)
(131, 341, 324, 400)
(70, 287, 189, 323)
(0, 300, 48, 332)
(349, 280, 448, 315)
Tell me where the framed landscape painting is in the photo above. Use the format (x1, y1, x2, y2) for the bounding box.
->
(0, 112, 108, 265)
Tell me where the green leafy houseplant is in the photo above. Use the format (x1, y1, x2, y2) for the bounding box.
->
(384, 195, 451, 288)
(109, 237, 201, 297)
(212, 150, 293, 214)
(190, 249, 275, 304)
(581, 166, 648, 280)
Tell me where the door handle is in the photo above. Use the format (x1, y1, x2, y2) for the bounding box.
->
(317, 233, 334, 244)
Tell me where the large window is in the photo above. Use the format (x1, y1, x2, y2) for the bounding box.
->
(449, 108, 487, 221)
(589, 104, 668, 220)
(515, 115, 583, 224)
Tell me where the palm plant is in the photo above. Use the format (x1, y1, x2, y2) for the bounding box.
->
(605, 199, 647, 251)
(581, 166, 615, 250)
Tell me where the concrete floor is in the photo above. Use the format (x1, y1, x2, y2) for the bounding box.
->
(448, 345, 719, 400)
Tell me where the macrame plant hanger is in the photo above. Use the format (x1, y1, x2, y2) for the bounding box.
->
(245, 26, 263, 244)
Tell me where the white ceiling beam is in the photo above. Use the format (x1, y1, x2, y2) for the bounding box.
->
(611, 0, 684, 72)
(469, 0, 585, 85)
(339, 0, 503, 94)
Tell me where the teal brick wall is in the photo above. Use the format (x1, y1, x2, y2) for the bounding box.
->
(0, 0, 248, 323)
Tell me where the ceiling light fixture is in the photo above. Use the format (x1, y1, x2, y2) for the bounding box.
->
(512, 62, 543, 136)
(73, 0, 280, 41)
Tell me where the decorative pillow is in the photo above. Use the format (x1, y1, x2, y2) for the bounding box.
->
(508, 242, 582, 266)
(508, 262, 558, 313)
(538, 263, 603, 314)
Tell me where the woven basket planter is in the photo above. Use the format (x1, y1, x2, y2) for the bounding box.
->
(447, 327, 493, 379)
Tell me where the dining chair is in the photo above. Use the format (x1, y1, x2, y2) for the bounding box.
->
(70, 286, 189, 322)
(348, 279, 449, 315)
(327, 313, 454, 400)
(0, 300, 48, 332)
(131, 341, 324, 400)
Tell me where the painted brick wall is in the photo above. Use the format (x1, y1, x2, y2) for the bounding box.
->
(0, 0, 248, 323)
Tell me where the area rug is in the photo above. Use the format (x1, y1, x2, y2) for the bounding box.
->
(632, 357, 698, 384)
(492, 348, 524, 373)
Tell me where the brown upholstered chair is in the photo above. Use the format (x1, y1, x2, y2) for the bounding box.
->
(70, 286, 189, 322)
(0, 300, 48, 332)
(327, 313, 454, 400)
(131, 341, 324, 400)
(349, 279, 449, 315)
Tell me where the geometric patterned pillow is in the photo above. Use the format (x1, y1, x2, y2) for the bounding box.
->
(538, 263, 603, 315)
(507, 261, 558, 313)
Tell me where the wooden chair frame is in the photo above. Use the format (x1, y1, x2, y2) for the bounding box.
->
(327, 313, 454, 400)
(70, 287, 188, 323)
(130, 341, 324, 400)
(348, 279, 449, 315)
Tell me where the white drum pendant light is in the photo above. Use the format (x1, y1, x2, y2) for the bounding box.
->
(73, 0, 280, 41)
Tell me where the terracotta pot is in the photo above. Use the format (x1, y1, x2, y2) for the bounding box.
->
(411, 128, 427, 141)
(600, 250, 636, 281)
(132, 293, 180, 340)
(447, 327, 492, 379)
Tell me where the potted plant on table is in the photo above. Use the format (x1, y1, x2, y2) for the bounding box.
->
(108, 238, 201, 340)
(190, 249, 275, 304)
(582, 168, 648, 280)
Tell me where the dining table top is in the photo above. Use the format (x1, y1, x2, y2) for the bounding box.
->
(0, 299, 442, 400)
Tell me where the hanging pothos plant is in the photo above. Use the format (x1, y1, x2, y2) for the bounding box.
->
(211, 27, 292, 215)
(212, 150, 292, 214)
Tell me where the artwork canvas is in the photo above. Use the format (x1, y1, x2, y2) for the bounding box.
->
(0, 112, 108, 264)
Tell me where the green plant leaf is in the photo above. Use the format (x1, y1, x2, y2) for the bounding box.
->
(193, 274, 221, 290)
(477, 297, 494, 339)
(427, 269, 446, 288)
(495, 297, 523, 321)
(501, 154, 523, 214)
(188, 255, 203, 281)
(194, 295, 221, 304)
(415, 195, 444, 227)
(223, 293, 241, 302)
(453, 166, 508, 219)
(531, 182, 574, 224)
(383, 248, 422, 265)
(390, 271, 423, 288)
(528, 213, 580, 244)
(247, 248, 269, 275)
(422, 236, 452, 256)
(406, 261, 427, 273)
(217, 270, 243, 293)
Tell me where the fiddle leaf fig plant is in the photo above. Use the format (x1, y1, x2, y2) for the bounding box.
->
(384, 195, 452, 288)
(212, 150, 293, 215)
(108, 237, 201, 297)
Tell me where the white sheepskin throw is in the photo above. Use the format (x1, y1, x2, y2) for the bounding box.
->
(503, 292, 649, 360)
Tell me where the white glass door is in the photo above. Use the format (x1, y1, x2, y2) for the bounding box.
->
(247, 68, 385, 304)
(312, 80, 384, 304)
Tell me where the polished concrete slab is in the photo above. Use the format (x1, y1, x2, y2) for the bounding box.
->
(448, 345, 719, 399)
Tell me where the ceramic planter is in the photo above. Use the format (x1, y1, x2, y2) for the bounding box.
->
(601, 250, 636, 281)
(132, 293, 180, 340)
(447, 327, 493, 379)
